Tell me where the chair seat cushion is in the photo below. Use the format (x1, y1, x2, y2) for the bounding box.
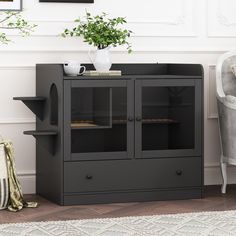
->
(225, 95, 236, 104)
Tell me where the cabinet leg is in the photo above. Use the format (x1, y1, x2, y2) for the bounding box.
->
(221, 160, 227, 194)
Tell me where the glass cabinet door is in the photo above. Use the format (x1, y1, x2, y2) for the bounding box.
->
(64, 80, 134, 161)
(135, 79, 202, 158)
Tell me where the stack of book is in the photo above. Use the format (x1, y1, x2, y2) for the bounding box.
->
(83, 70, 122, 76)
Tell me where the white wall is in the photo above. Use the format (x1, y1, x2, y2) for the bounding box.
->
(1, 0, 236, 193)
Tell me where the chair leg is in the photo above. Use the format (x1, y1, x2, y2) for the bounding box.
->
(221, 161, 227, 194)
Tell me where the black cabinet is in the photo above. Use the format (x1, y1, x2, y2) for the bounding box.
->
(14, 63, 204, 205)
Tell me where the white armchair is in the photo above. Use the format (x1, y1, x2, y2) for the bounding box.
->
(216, 51, 236, 193)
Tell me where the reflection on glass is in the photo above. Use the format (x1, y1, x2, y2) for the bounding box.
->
(71, 87, 127, 153)
(142, 86, 195, 151)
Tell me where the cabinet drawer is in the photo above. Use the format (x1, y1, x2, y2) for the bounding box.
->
(64, 157, 202, 193)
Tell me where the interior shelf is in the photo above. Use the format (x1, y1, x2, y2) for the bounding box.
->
(71, 121, 111, 129)
(113, 118, 179, 125)
(71, 118, 179, 128)
(142, 103, 192, 107)
(13, 96, 46, 121)
(24, 130, 57, 155)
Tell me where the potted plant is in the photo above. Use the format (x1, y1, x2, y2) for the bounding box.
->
(0, 11, 36, 44)
(62, 12, 132, 72)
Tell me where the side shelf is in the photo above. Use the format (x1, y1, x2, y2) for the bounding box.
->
(13, 97, 46, 121)
(24, 130, 58, 155)
(24, 130, 57, 136)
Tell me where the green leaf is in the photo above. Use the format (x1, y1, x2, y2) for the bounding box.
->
(0, 11, 37, 43)
(60, 11, 132, 53)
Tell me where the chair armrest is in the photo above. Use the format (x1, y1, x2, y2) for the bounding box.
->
(225, 95, 236, 104)
(221, 95, 236, 110)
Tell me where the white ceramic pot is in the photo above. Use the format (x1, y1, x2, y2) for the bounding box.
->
(89, 47, 112, 72)
(0, 143, 9, 210)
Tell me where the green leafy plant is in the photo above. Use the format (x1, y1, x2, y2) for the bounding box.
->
(62, 12, 132, 53)
(0, 11, 37, 44)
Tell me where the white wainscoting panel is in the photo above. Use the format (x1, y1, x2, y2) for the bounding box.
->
(0, 67, 36, 121)
(208, 0, 236, 37)
(14, 0, 197, 37)
(0, 123, 36, 194)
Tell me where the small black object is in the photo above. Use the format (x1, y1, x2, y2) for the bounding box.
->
(176, 170, 183, 176)
(86, 175, 93, 180)
(136, 116, 142, 122)
(128, 117, 134, 122)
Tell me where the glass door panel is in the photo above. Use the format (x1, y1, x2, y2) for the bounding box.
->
(71, 87, 127, 153)
(142, 86, 195, 150)
(135, 79, 202, 159)
(64, 80, 134, 161)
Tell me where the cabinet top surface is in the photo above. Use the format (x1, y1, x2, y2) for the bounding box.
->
(65, 75, 202, 80)
(36, 63, 204, 80)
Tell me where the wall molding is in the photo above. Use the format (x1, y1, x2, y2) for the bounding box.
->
(204, 162, 236, 168)
(208, 0, 236, 37)
(29, 0, 187, 25)
(0, 118, 35, 124)
(208, 65, 218, 119)
(18, 175, 35, 194)
(205, 164, 236, 185)
(216, 0, 236, 26)
(0, 48, 231, 53)
(18, 171, 36, 177)
(0, 66, 34, 70)
(3, 0, 196, 37)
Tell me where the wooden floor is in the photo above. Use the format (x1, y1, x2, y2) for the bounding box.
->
(1, 185, 236, 224)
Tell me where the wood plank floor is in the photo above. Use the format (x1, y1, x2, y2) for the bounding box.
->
(1, 185, 236, 224)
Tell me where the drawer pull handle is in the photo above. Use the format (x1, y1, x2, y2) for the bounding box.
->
(128, 116, 134, 122)
(176, 170, 182, 176)
(86, 175, 93, 180)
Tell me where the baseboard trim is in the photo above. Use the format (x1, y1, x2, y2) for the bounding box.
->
(18, 173, 35, 194)
(205, 165, 236, 185)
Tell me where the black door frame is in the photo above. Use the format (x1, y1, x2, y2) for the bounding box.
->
(64, 79, 134, 161)
(134, 79, 202, 159)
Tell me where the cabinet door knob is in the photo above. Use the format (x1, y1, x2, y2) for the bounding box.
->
(176, 170, 183, 176)
(86, 175, 93, 180)
(136, 116, 142, 122)
(128, 116, 134, 122)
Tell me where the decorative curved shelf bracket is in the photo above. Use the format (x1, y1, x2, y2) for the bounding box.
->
(13, 97, 46, 121)
(24, 130, 58, 155)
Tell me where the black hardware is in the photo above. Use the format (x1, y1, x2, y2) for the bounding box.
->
(176, 170, 183, 176)
(128, 116, 134, 122)
(86, 175, 93, 180)
(136, 116, 142, 122)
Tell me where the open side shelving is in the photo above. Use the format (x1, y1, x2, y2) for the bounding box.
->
(13, 97, 46, 121)
(24, 130, 58, 155)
